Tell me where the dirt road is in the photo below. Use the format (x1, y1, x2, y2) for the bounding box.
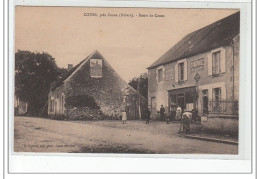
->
(14, 116, 238, 154)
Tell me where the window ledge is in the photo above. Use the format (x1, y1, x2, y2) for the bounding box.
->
(177, 80, 186, 85)
(209, 73, 225, 77)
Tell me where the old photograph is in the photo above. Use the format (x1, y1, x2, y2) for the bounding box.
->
(14, 7, 240, 154)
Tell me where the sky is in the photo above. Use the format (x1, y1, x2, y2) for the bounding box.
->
(15, 7, 239, 82)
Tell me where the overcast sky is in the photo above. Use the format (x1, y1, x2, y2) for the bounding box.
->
(15, 7, 238, 82)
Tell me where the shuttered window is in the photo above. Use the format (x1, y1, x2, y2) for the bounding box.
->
(175, 59, 187, 82)
(178, 62, 184, 82)
(208, 48, 226, 76)
(212, 51, 221, 75)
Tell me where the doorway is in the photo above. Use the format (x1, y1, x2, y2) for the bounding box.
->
(202, 89, 208, 115)
(176, 93, 185, 110)
(168, 86, 196, 112)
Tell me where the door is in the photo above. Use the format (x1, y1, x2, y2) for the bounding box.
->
(176, 93, 185, 110)
(202, 89, 208, 115)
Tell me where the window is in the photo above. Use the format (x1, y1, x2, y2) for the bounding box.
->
(158, 69, 163, 82)
(90, 59, 102, 78)
(213, 88, 221, 102)
(208, 48, 225, 76)
(212, 51, 221, 75)
(175, 59, 187, 82)
(178, 62, 184, 82)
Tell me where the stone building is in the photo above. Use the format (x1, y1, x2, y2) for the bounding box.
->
(14, 94, 28, 115)
(48, 50, 147, 120)
(147, 12, 239, 134)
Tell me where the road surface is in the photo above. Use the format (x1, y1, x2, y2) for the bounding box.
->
(14, 116, 238, 154)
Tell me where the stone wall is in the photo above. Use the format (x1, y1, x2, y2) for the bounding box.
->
(55, 51, 147, 120)
(66, 107, 107, 120)
(201, 115, 238, 136)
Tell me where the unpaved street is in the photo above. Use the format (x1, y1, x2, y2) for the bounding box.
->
(14, 116, 238, 154)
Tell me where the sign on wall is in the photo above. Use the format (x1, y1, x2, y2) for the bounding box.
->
(90, 59, 102, 78)
(190, 58, 204, 73)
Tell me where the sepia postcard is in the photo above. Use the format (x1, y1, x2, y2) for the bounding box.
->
(8, 0, 253, 174)
(14, 6, 240, 154)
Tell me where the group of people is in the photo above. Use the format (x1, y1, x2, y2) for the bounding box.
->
(145, 105, 183, 124)
(122, 104, 190, 132)
(158, 105, 183, 123)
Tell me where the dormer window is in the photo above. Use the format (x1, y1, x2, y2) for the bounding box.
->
(90, 59, 102, 78)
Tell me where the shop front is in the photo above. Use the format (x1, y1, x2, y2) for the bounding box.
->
(168, 86, 197, 112)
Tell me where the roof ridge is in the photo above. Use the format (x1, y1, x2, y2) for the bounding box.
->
(64, 50, 98, 83)
(147, 11, 240, 69)
(50, 50, 97, 91)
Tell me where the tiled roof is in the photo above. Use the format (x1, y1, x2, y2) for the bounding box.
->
(148, 12, 240, 69)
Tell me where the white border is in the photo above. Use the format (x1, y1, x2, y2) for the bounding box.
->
(6, 0, 253, 174)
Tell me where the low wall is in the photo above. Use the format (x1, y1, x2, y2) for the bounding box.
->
(201, 115, 238, 136)
(66, 107, 111, 120)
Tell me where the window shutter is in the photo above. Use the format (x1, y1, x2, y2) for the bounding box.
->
(208, 53, 212, 76)
(184, 60, 188, 81)
(175, 64, 178, 82)
(221, 86, 226, 101)
(220, 49, 226, 73)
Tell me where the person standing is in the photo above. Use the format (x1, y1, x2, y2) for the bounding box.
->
(182, 111, 192, 133)
(176, 105, 182, 121)
(160, 105, 165, 121)
(146, 108, 151, 124)
(172, 105, 177, 121)
(122, 109, 127, 124)
(177, 106, 183, 133)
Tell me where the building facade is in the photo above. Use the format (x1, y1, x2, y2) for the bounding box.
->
(48, 50, 147, 120)
(147, 12, 239, 123)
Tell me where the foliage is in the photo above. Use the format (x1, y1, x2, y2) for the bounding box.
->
(66, 95, 100, 109)
(58, 67, 69, 79)
(15, 50, 63, 116)
(128, 73, 148, 99)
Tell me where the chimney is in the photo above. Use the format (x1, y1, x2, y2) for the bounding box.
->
(68, 64, 73, 71)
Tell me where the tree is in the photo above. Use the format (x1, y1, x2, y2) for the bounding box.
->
(15, 50, 63, 116)
(128, 73, 148, 99)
